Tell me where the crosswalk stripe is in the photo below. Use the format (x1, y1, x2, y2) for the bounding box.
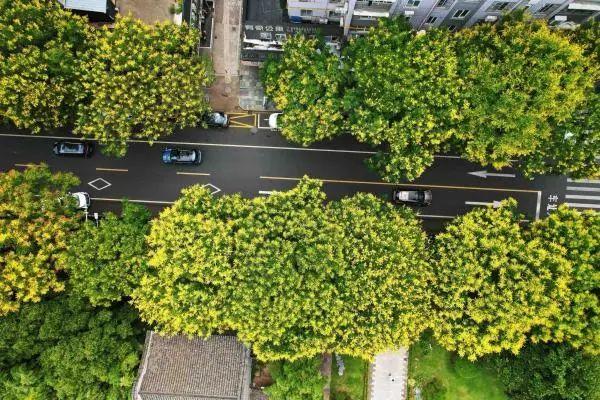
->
(567, 186, 600, 192)
(567, 178, 600, 184)
(565, 194, 600, 201)
(565, 202, 600, 209)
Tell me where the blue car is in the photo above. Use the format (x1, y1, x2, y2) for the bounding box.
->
(162, 148, 202, 164)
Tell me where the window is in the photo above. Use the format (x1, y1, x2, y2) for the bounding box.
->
(406, 0, 421, 7)
(300, 9, 313, 16)
(448, 24, 457, 31)
(538, 4, 557, 13)
(490, 1, 511, 11)
(425, 16, 438, 24)
(452, 9, 470, 18)
(436, 0, 451, 7)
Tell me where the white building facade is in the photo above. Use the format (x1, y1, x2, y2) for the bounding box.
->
(287, 0, 600, 36)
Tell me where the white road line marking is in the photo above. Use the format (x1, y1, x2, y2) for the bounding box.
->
(567, 178, 600, 184)
(176, 172, 211, 176)
(91, 197, 175, 205)
(258, 190, 273, 195)
(96, 167, 128, 172)
(417, 214, 455, 219)
(14, 163, 35, 167)
(536, 191, 541, 220)
(465, 200, 502, 207)
(0, 132, 468, 158)
(566, 186, 600, 192)
(565, 202, 600, 209)
(565, 194, 600, 201)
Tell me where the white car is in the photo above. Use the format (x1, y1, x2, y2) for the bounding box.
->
(268, 113, 281, 130)
(71, 192, 91, 209)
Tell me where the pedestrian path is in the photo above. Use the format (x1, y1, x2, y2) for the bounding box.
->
(564, 178, 600, 211)
(369, 348, 409, 400)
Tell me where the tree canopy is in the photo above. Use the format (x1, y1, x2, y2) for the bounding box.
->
(454, 12, 593, 169)
(489, 342, 600, 400)
(133, 178, 432, 361)
(261, 35, 346, 145)
(61, 201, 151, 307)
(344, 18, 462, 181)
(430, 201, 572, 360)
(75, 17, 214, 156)
(265, 358, 325, 400)
(0, 165, 80, 316)
(528, 206, 600, 354)
(0, 0, 90, 132)
(0, 295, 143, 400)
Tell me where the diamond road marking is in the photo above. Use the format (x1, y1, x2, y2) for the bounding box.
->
(88, 178, 111, 191)
(203, 183, 221, 195)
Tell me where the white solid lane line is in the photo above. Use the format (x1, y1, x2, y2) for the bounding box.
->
(566, 186, 600, 192)
(176, 171, 211, 176)
(565, 202, 600, 209)
(565, 194, 600, 201)
(258, 190, 273, 195)
(567, 178, 600, 184)
(0, 132, 474, 159)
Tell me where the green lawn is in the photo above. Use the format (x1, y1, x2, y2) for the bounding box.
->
(408, 336, 508, 400)
(330, 355, 368, 400)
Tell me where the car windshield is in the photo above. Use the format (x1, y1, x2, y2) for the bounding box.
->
(209, 113, 225, 123)
(61, 143, 83, 153)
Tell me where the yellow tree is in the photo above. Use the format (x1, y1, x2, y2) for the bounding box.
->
(0, 165, 80, 315)
(75, 17, 214, 156)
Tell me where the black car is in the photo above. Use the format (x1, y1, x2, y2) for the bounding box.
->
(392, 189, 432, 206)
(52, 141, 94, 157)
(162, 148, 202, 164)
(204, 112, 229, 128)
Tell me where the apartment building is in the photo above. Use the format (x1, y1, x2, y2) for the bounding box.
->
(287, 0, 600, 36)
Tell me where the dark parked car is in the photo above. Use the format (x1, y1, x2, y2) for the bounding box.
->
(204, 112, 229, 128)
(392, 189, 432, 206)
(162, 148, 202, 164)
(52, 141, 94, 157)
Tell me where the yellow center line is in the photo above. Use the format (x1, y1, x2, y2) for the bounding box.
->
(96, 167, 128, 172)
(176, 171, 211, 176)
(259, 176, 539, 194)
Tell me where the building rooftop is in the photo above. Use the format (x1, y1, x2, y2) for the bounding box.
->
(133, 332, 251, 400)
(245, 0, 287, 25)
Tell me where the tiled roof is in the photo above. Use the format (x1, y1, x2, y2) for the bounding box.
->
(133, 332, 251, 400)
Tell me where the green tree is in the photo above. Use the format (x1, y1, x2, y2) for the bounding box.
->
(265, 358, 325, 400)
(0, 165, 80, 315)
(0, 0, 89, 132)
(133, 179, 431, 361)
(0, 295, 143, 400)
(62, 202, 151, 307)
(455, 12, 593, 169)
(261, 35, 346, 145)
(344, 18, 463, 181)
(528, 206, 600, 354)
(75, 17, 214, 156)
(489, 343, 600, 400)
(431, 201, 572, 360)
(0, 364, 52, 400)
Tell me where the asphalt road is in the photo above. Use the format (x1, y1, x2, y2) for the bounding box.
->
(1, 124, 593, 231)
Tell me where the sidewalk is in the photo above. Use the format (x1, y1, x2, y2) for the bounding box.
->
(368, 349, 409, 400)
(203, 0, 244, 112)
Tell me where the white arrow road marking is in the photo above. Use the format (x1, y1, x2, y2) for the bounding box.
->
(465, 200, 502, 208)
(567, 178, 600, 184)
(469, 170, 516, 179)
